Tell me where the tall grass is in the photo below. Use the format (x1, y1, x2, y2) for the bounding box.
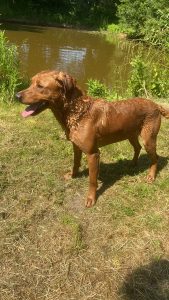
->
(127, 46, 169, 99)
(0, 31, 20, 103)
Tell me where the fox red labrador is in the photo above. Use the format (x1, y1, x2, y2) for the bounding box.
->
(16, 70, 169, 207)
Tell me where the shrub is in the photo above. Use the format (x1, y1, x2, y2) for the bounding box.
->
(117, 0, 148, 37)
(149, 67, 169, 98)
(106, 23, 122, 33)
(128, 54, 169, 98)
(128, 56, 149, 97)
(87, 79, 109, 98)
(0, 31, 20, 103)
(117, 0, 169, 51)
(87, 79, 120, 101)
(143, 9, 169, 50)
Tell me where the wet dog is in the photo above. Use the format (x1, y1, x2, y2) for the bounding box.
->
(16, 70, 169, 207)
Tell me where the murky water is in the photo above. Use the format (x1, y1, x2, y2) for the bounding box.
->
(3, 22, 132, 91)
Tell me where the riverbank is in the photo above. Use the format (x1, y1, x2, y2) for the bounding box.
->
(0, 0, 118, 30)
(2, 23, 169, 102)
(1, 0, 168, 52)
(0, 18, 96, 31)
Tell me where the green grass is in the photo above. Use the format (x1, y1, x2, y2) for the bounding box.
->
(0, 31, 20, 103)
(0, 102, 169, 299)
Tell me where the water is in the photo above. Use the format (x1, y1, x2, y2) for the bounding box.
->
(2, 22, 132, 91)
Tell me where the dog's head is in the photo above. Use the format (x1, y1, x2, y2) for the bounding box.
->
(16, 70, 76, 118)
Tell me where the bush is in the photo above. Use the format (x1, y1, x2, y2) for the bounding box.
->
(87, 79, 119, 101)
(106, 23, 122, 33)
(87, 79, 109, 98)
(87, 51, 169, 101)
(117, 0, 148, 37)
(128, 56, 149, 97)
(0, 31, 20, 103)
(117, 0, 169, 51)
(128, 54, 169, 98)
(143, 9, 169, 50)
(0, 0, 119, 29)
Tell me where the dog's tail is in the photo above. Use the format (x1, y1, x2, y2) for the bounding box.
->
(158, 103, 169, 119)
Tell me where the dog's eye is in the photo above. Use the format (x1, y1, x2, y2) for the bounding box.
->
(37, 83, 44, 89)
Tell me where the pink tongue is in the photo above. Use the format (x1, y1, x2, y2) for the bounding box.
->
(21, 104, 37, 118)
(21, 109, 35, 118)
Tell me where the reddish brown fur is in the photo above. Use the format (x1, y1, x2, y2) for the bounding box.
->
(17, 71, 169, 207)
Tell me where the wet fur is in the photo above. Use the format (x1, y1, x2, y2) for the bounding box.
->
(17, 70, 169, 207)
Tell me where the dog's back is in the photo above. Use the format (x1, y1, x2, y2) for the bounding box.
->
(79, 97, 161, 145)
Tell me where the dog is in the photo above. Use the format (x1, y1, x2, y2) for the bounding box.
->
(16, 70, 169, 207)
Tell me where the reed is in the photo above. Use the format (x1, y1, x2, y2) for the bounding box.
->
(0, 31, 20, 103)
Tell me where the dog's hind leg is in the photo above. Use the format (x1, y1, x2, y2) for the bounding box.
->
(141, 116, 161, 183)
(129, 135, 142, 166)
(86, 151, 100, 208)
(143, 136, 158, 183)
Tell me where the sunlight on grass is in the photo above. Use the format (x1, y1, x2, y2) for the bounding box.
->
(1, 103, 169, 299)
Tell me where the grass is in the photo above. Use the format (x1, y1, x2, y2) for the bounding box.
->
(0, 102, 169, 299)
(0, 31, 20, 103)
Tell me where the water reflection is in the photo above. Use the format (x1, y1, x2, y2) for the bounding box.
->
(3, 23, 131, 90)
(57, 47, 87, 76)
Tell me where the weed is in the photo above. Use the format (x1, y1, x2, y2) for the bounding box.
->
(0, 31, 21, 103)
(60, 213, 86, 251)
(87, 78, 110, 98)
(87, 78, 120, 100)
(128, 53, 169, 99)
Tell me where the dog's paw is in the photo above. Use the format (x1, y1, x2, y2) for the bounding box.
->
(64, 171, 78, 180)
(85, 197, 96, 208)
(64, 172, 73, 180)
(146, 174, 155, 184)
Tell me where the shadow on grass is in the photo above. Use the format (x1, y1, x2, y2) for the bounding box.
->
(78, 154, 168, 199)
(96, 154, 168, 198)
(119, 259, 169, 300)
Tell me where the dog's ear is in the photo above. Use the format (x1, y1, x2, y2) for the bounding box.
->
(55, 72, 76, 91)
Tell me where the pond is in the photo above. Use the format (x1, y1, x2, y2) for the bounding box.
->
(3, 22, 133, 92)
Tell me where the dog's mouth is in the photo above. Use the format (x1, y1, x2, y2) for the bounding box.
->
(21, 101, 48, 118)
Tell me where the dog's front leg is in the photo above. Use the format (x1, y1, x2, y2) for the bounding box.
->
(86, 152, 100, 208)
(72, 143, 82, 177)
(64, 143, 82, 180)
